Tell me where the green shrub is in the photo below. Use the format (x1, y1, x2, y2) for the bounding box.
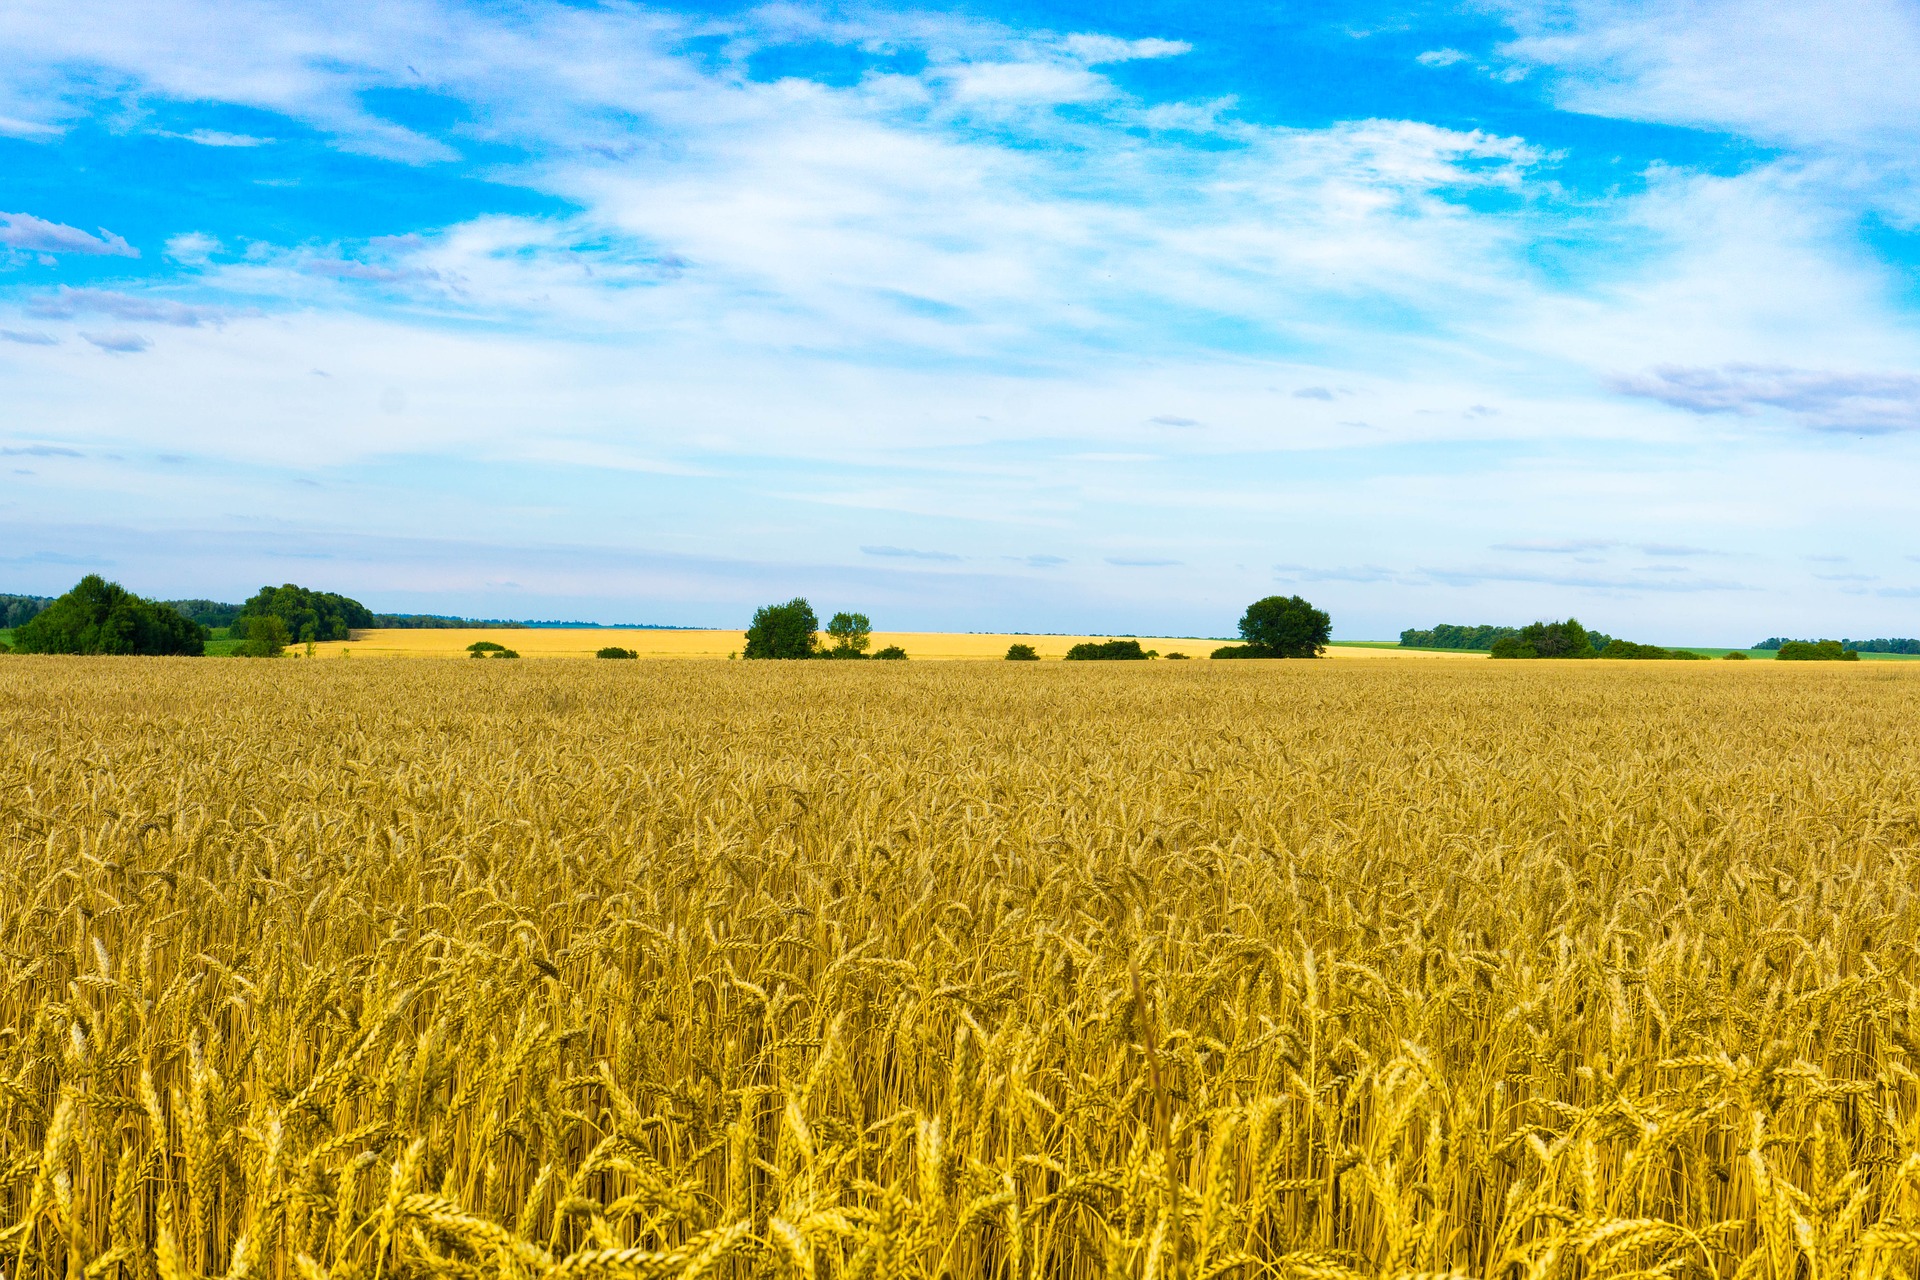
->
(872, 645, 908, 660)
(1005, 643, 1040, 661)
(1776, 640, 1857, 661)
(491, 649, 520, 660)
(467, 640, 507, 654)
(234, 614, 290, 658)
(1723, 651, 1749, 660)
(1165, 652, 1190, 660)
(596, 647, 639, 659)
(1065, 639, 1149, 661)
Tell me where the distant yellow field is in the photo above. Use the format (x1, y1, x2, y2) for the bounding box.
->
(302, 629, 1490, 660)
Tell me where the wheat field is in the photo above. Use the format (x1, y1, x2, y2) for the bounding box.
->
(4, 657, 1920, 1280)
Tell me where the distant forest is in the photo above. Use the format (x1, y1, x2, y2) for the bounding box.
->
(1399, 624, 1519, 650)
(1756, 636, 1920, 654)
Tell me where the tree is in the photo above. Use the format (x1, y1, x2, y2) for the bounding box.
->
(1515, 618, 1596, 659)
(1065, 639, 1149, 660)
(743, 598, 819, 659)
(1489, 635, 1537, 659)
(825, 611, 872, 657)
(596, 646, 638, 659)
(1005, 643, 1040, 661)
(234, 614, 290, 657)
(1216, 595, 1330, 659)
(236, 584, 374, 643)
(1776, 640, 1858, 662)
(10, 575, 207, 655)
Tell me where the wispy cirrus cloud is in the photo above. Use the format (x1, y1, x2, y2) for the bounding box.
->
(1610, 364, 1920, 433)
(861, 545, 962, 562)
(29, 288, 234, 327)
(0, 211, 137, 257)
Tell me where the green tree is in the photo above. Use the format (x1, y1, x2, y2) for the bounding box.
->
(1776, 639, 1858, 661)
(743, 598, 819, 659)
(1515, 618, 1596, 658)
(1216, 595, 1331, 659)
(872, 645, 908, 660)
(1489, 635, 1538, 659)
(596, 646, 638, 659)
(825, 611, 872, 657)
(234, 614, 290, 657)
(1005, 643, 1040, 661)
(10, 575, 207, 655)
(235, 584, 374, 644)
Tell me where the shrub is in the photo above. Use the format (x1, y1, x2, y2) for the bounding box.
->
(743, 598, 819, 659)
(10, 575, 207, 655)
(872, 645, 908, 660)
(491, 649, 520, 660)
(1776, 640, 1858, 662)
(234, 614, 290, 658)
(1599, 640, 1706, 660)
(596, 647, 639, 659)
(1005, 643, 1040, 661)
(467, 640, 507, 654)
(1165, 652, 1190, 660)
(1066, 639, 1149, 660)
(1723, 651, 1749, 660)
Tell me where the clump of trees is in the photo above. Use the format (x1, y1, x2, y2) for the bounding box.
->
(1065, 639, 1152, 660)
(237, 584, 373, 643)
(467, 641, 519, 659)
(168, 599, 241, 629)
(2, 593, 53, 630)
(8, 576, 207, 655)
(743, 599, 907, 659)
(1005, 643, 1039, 661)
(1758, 636, 1910, 655)
(1399, 623, 1519, 651)
(1776, 640, 1859, 662)
(1488, 618, 1705, 659)
(596, 646, 638, 659)
(1212, 595, 1331, 659)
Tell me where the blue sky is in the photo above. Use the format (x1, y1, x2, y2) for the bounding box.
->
(3, 0, 1919, 640)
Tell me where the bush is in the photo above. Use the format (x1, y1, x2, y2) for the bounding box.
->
(596, 647, 639, 659)
(872, 645, 907, 660)
(234, 614, 290, 658)
(1233, 595, 1330, 658)
(1164, 652, 1190, 660)
(744, 598, 819, 659)
(1005, 643, 1040, 661)
(491, 649, 520, 660)
(1065, 639, 1149, 661)
(467, 640, 507, 654)
(1723, 651, 1749, 660)
(10, 575, 207, 655)
(1776, 640, 1858, 662)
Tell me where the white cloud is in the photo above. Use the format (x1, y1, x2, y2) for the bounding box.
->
(1417, 48, 1468, 68)
(1610, 364, 1920, 434)
(165, 232, 221, 263)
(81, 331, 152, 353)
(0, 211, 137, 256)
(1062, 34, 1191, 64)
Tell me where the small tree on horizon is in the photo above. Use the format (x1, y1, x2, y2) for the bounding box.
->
(743, 598, 820, 659)
(1219, 595, 1331, 658)
(825, 611, 872, 657)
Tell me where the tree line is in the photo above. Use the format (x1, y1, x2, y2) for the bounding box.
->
(1757, 636, 1917, 655)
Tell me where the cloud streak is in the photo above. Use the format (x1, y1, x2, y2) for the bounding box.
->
(0, 211, 137, 257)
(1611, 364, 1920, 434)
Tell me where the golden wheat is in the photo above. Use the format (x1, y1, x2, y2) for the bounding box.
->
(3, 657, 1919, 1280)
